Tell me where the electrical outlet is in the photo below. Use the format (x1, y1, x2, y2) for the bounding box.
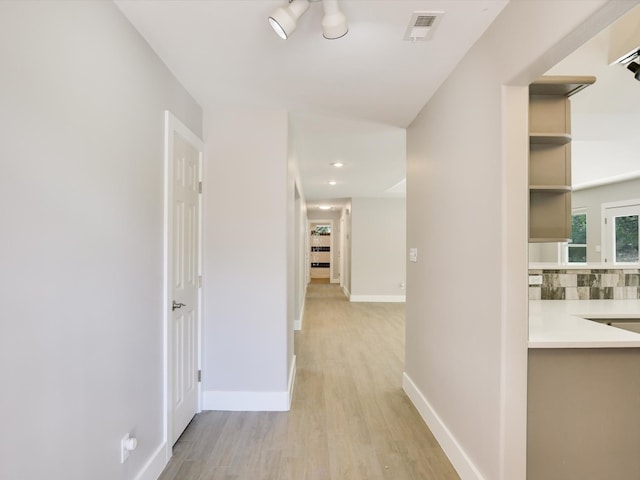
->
(529, 275, 543, 286)
(120, 433, 137, 463)
(121, 434, 131, 463)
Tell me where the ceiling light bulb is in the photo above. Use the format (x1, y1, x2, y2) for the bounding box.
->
(331, 162, 344, 167)
(268, 0, 310, 40)
(319, 205, 331, 210)
(329, 181, 337, 185)
(321, 0, 348, 39)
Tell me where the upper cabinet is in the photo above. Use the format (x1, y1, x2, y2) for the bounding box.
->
(528, 75, 595, 243)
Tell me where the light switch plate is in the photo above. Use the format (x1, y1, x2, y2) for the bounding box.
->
(409, 248, 418, 263)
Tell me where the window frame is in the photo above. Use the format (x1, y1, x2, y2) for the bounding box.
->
(602, 199, 640, 265)
(562, 208, 587, 264)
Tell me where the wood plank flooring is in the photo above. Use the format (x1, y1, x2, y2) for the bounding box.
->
(159, 284, 459, 480)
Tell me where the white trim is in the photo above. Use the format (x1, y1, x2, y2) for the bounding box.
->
(402, 372, 485, 480)
(288, 355, 297, 407)
(163, 111, 204, 458)
(133, 442, 167, 480)
(309, 219, 334, 281)
(294, 297, 305, 331)
(349, 294, 406, 303)
(342, 286, 351, 299)
(601, 198, 640, 264)
(561, 208, 587, 264)
(573, 170, 640, 191)
(330, 278, 339, 284)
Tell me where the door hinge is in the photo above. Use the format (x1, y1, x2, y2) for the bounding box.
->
(198, 275, 202, 288)
(197, 370, 201, 382)
(198, 181, 202, 194)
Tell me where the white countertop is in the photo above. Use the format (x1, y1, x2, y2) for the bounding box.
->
(529, 300, 640, 348)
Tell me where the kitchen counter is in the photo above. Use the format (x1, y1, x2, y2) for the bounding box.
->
(529, 300, 640, 348)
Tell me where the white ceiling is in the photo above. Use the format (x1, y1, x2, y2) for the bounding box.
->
(546, 10, 640, 190)
(115, 0, 509, 209)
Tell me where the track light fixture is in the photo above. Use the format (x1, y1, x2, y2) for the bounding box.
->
(619, 49, 640, 82)
(627, 61, 640, 82)
(268, 0, 348, 40)
(268, 0, 310, 40)
(321, 0, 348, 39)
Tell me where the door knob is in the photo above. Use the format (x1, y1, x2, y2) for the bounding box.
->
(172, 301, 186, 311)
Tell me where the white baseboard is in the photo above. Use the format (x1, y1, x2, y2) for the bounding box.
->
(202, 357, 296, 412)
(294, 299, 305, 331)
(288, 355, 296, 407)
(402, 372, 485, 480)
(134, 442, 167, 480)
(349, 294, 406, 303)
(342, 286, 350, 299)
(331, 278, 339, 284)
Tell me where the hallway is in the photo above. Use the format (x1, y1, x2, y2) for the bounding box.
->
(159, 284, 458, 480)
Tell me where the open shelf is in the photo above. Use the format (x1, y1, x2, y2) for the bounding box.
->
(529, 75, 596, 97)
(529, 76, 594, 243)
(530, 185, 572, 193)
(529, 133, 572, 145)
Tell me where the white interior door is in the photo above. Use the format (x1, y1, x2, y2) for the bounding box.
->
(166, 113, 202, 447)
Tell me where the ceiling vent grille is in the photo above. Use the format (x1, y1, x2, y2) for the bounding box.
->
(403, 11, 444, 42)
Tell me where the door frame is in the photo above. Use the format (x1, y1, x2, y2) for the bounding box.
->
(163, 111, 204, 461)
(601, 198, 640, 264)
(309, 219, 334, 282)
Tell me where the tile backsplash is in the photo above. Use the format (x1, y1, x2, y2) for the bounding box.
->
(529, 268, 640, 300)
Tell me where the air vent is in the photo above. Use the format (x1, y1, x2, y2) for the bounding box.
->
(403, 11, 444, 42)
(415, 15, 436, 27)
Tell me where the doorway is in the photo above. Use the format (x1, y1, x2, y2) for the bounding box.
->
(309, 221, 333, 282)
(603, 200, 640, 264)
(164, 111, 204, 454)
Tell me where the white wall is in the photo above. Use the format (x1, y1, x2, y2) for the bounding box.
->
(0, 2, 202, 479)
(405, 1, 636, 479)
(202, 109, 293, 410)
(350, 198, 406, 301)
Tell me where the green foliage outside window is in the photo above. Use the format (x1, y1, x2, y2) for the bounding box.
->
(615, 215, 639, 263)
(571, 214, 587, 245)
(568, 213, 587, 263)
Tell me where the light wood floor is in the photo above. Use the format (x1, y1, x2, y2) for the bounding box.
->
(159, 284, 459, 480)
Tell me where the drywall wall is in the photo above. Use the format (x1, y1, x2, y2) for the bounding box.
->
(405, 1, 636, 479)
(573, 177, 640, 262)
(350, 198, 406, 301)
(202, 109, 292, 410)
(0, 2, 202, 479)
(529, 242, 562, 263)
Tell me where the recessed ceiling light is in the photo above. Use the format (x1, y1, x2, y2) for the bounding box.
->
(328, 180, 337, 186)
(318, 205, 331, 210)
(331, 162, 344, 168)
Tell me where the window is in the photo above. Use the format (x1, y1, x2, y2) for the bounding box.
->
(566, 210, 587, 263)
(614, 214, 639, 263)
(603, 201, 640, 264)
